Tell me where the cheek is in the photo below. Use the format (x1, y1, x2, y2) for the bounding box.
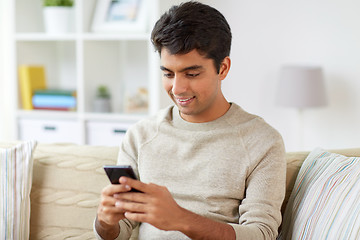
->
(162, 78, 172, 93)
(196, 77, 218, 95)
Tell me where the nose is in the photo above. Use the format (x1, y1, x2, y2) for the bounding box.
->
(172, 75, 188, 96)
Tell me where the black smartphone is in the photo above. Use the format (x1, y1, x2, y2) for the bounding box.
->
(103, 165, 141, 192)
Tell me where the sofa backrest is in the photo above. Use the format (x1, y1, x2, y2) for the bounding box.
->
(29, 143, 119, 239)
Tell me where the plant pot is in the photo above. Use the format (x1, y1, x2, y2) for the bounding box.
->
(93, 98, 111, 113)
(43, 7, 74, 33)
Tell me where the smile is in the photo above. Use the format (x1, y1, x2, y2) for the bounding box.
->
(176, 96, 195, 105)
(178, 97, 194, 102)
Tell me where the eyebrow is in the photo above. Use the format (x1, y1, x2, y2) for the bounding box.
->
(160, 65, 203, 72)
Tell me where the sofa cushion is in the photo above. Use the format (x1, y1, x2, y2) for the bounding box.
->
(279, 148, 360, 239)
(0, 141, 37, 240)
(28, 143, 118, 239)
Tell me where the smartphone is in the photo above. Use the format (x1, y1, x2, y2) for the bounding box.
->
(103, 165, 141, 192)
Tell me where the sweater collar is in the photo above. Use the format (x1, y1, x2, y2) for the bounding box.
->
(171, 102, 239, 131)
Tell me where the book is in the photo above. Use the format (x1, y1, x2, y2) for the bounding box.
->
(33, 107, 72, 111)
(18, 65, 47, 110)
(32, 95, 76, 108)
(33, 89, 76, 97)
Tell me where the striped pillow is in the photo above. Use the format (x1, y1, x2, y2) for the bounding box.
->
(0, 141, 37, 240)
(279, 148, 360, 240)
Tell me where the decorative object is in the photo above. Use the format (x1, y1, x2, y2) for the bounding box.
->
(92, 0, 148, 33)
(32, 89, 77, 111)
(279, 148, 360, 239)
(0, 141, 37, 240)
(124, 87, 148, 113)
(93, 85, 111, 113)
(18, 65, 47, 110)
(43, 0, 74, 33)
(275, 65, 328, 149)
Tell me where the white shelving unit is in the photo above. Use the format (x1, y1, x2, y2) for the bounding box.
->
(10, 0, 169, 146)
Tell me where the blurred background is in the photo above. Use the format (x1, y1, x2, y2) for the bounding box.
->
(0, 0, 359, 151)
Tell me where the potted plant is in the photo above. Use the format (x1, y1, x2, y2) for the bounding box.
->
(93, 85, 112, 113)
(43, 0, 74, 33)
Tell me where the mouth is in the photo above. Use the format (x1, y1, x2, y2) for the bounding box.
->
(175, 96, 195, 106)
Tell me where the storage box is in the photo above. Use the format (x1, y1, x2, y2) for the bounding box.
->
(18, 119, 82, 144)
(86, 121, 133, 146)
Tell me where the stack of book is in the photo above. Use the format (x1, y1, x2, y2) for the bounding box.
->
(32, 89, 77, 111)
(18, 65, 77, 111)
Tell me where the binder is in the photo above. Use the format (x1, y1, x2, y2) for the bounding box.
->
(18, 65, 47, 110)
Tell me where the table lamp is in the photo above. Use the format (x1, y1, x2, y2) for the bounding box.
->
(276, 65, 328, 150)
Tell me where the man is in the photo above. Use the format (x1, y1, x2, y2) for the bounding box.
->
(94, 1, 286, 239)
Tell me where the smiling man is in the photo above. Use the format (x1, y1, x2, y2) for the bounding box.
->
(94, 2, 286, 240)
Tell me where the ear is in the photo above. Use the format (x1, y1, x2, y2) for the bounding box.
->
(218, 56, 231, 81)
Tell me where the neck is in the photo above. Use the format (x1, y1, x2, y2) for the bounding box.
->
(181, 97, 231, 123)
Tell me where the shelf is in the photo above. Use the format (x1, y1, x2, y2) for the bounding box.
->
(84, 112, 147, 122)
(15, 33, 78, 41)
(16, 110, 146, 122)
(11, 0, 161, 145)
(82, 33, 150, 41)
(15, 33, 150, 41)
(17, 110, 79, 120)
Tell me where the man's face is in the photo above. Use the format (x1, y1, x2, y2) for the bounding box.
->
(160, 48, 230, 123)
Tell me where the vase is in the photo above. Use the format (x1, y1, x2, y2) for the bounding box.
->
(93, 98, 111, 113)
(43, 7, 74, 33)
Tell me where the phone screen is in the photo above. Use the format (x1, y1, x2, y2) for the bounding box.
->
(103, 165, 141, 192)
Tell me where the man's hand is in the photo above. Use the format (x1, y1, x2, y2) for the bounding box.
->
(113, 176, 185, 231)
(114, 177, 236, 240)
(95, 181, 133, 239)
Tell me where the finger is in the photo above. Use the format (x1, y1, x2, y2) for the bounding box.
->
(124, 211, 148, 223)
(101, 193, 130, 210)
(113, 192, 149, 205)
(101, 183, 132, 196)
(99, 197, 126, 215)
(98, 205, 126, 225)
(102, 204, 126, 214)
(115, 199, 146, 213)
(119, 177, 149, 193)
(101, 197, 132, 214)
(100, 195, 117, 206)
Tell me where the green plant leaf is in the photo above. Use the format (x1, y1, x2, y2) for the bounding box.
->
(97, 85, 111, 98)
(43, 0, 74, 7)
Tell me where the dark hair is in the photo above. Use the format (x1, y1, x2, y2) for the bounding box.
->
(151, 1, 232, 73)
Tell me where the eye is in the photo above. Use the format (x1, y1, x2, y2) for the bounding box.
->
(163, 72, 174, 78)
(186, 73, 200, 78)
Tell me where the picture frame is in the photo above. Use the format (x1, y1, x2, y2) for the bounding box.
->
(92, 0, 148, 33)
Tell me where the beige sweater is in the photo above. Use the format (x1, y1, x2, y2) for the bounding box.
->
(95, 103, 286, 240)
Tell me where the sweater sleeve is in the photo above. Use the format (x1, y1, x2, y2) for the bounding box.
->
(93, 219, 137, 240)
(230, 127, 286, 240)
(93, 122, 144, 240)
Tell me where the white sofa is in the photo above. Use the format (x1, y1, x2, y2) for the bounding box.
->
(1, 142, 359, 239)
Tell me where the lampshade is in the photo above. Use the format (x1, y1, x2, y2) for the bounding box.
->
(275, 65, 327, 108)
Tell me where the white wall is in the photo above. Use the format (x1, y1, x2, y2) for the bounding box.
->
(204, 0, 360, 151)
(0, 1, 4, 140)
